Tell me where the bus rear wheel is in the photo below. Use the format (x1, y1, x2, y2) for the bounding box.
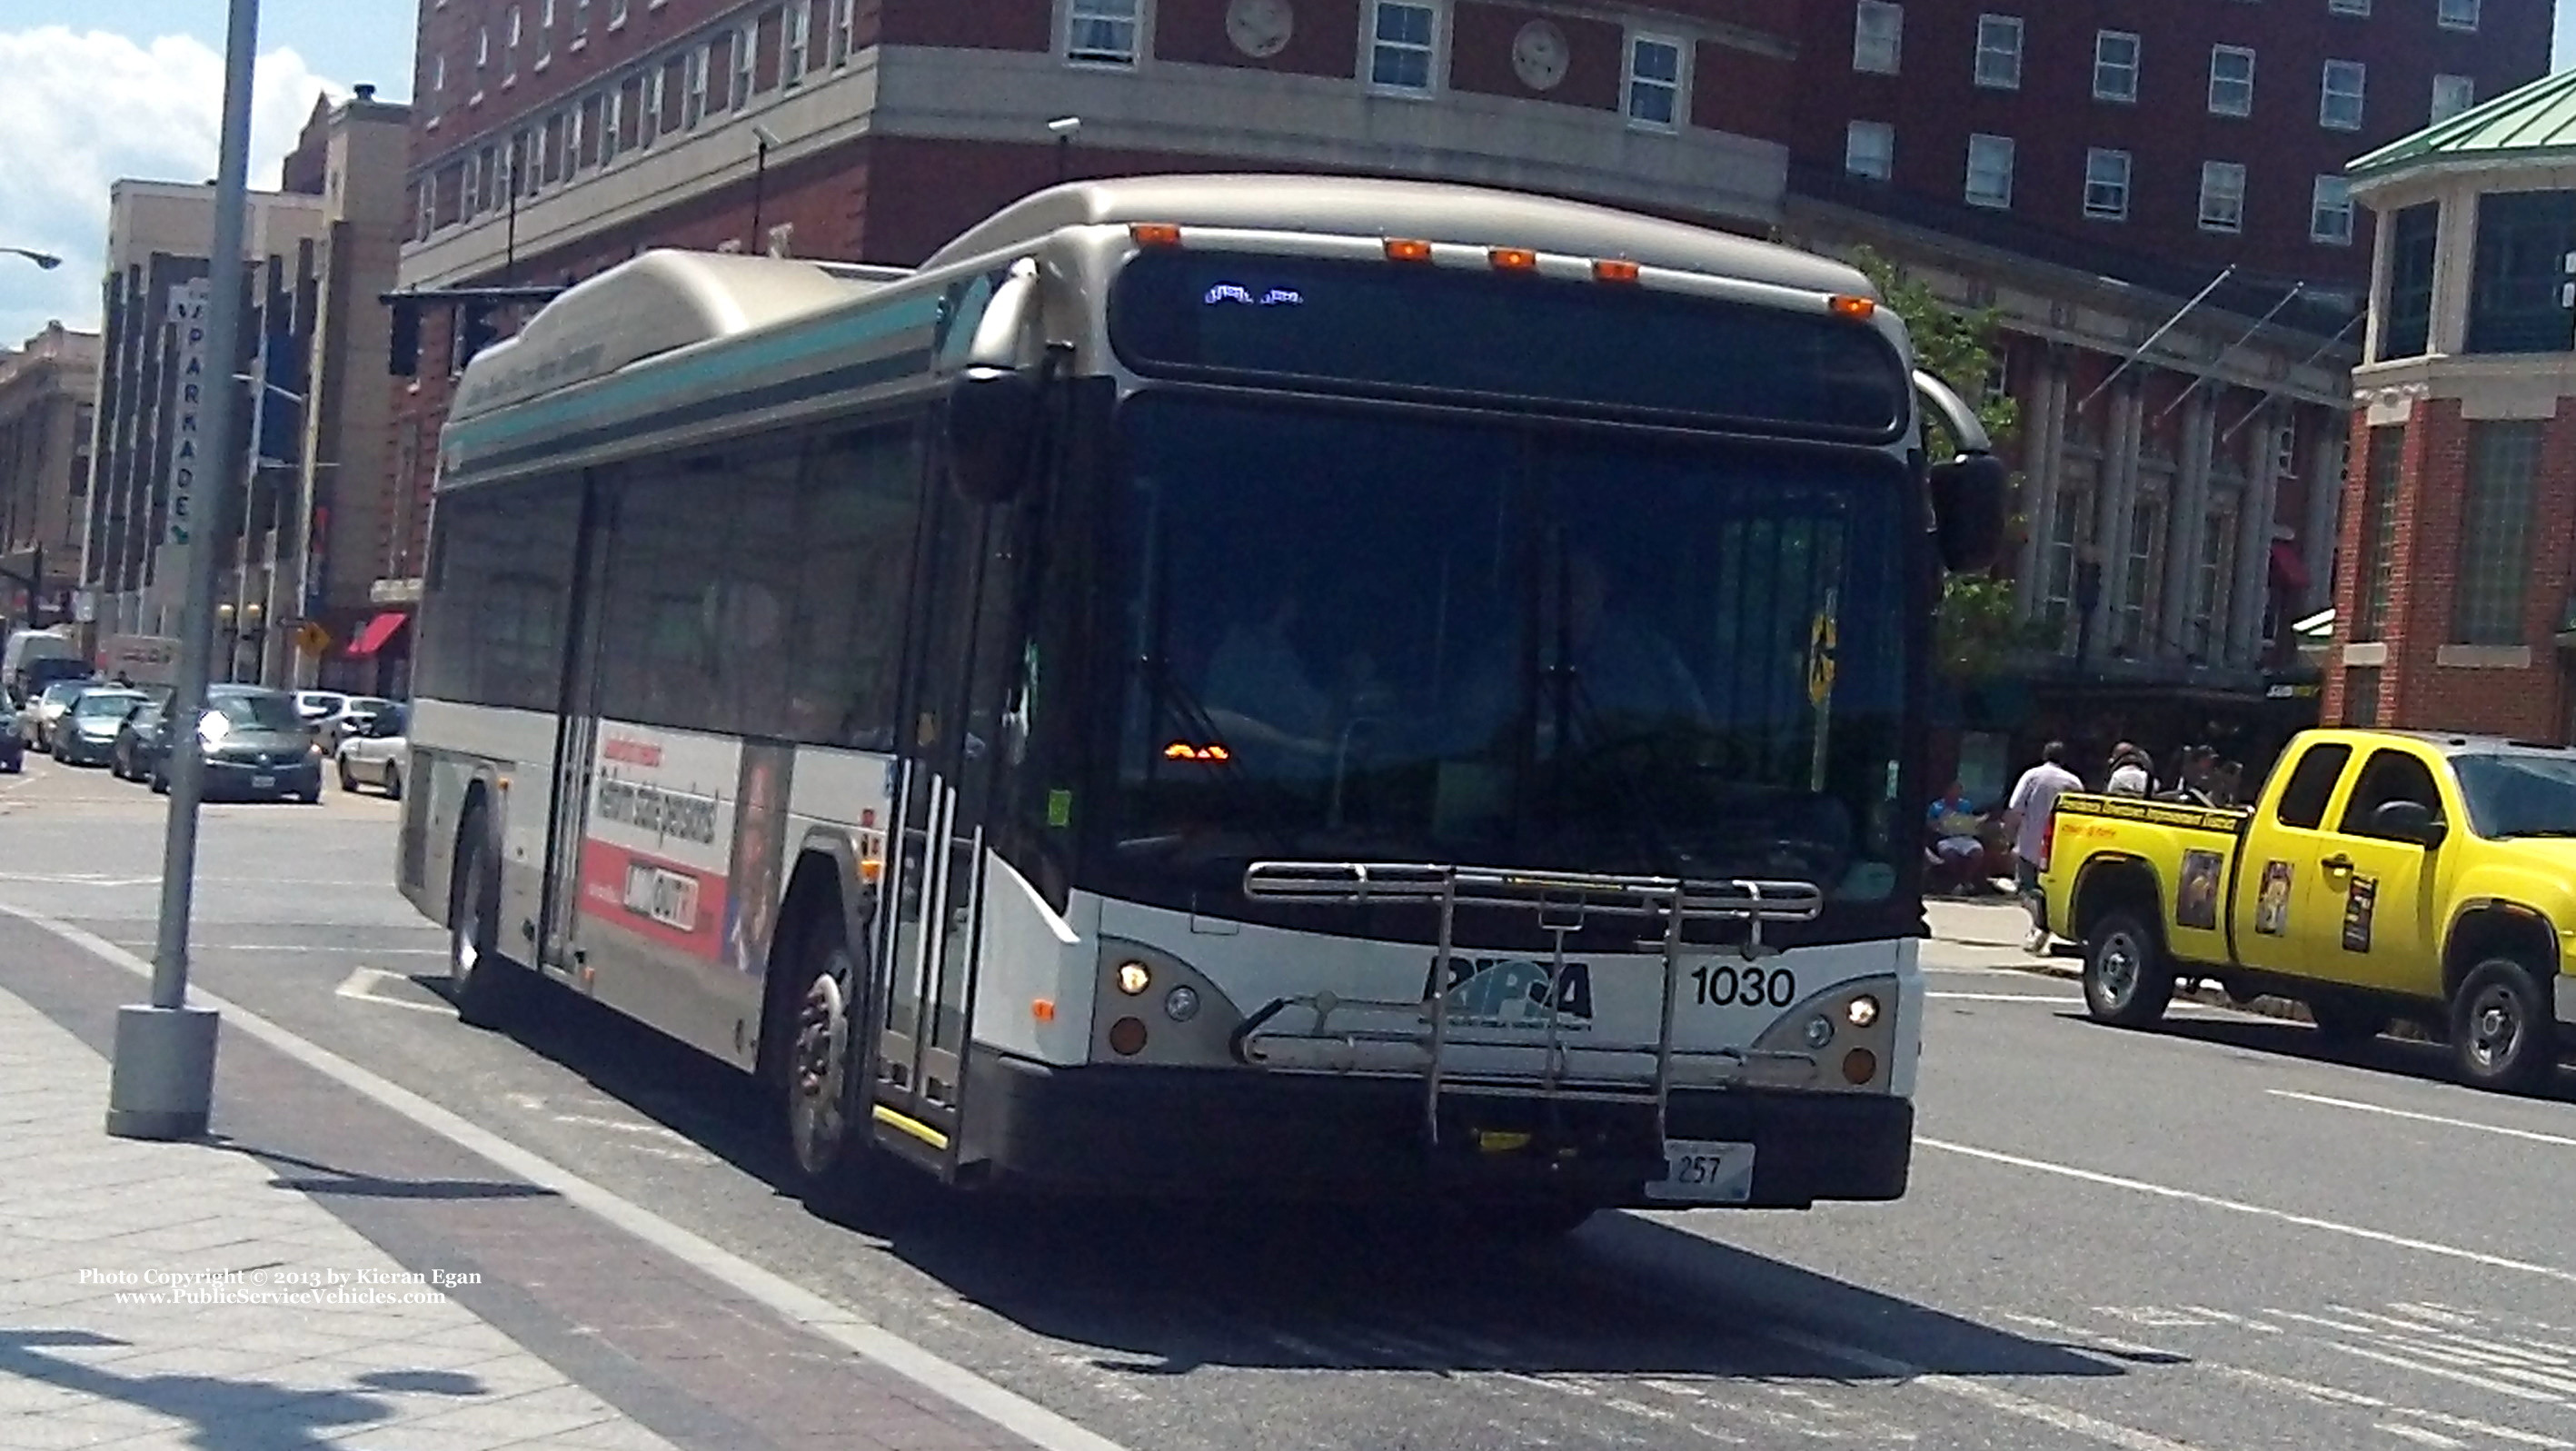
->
(783, 921, 879, 1212)
(448, 810, 524, 1029)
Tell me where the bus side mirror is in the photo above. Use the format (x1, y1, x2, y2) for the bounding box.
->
(1930, 453, 2008, 573)
(944, 366, 1040, 504)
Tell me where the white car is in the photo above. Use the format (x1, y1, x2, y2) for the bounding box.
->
(313, 695, 397, 754)
(335, 703, 408, 799)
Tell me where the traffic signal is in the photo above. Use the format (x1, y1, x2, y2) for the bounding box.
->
(388, 297, 422, 376)
(456, 301, 501, 371)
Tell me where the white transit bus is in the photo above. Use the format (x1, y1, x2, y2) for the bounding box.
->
(399, 174, 2005, 1227)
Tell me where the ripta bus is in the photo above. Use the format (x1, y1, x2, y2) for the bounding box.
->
(397, 174, 2005, 1231)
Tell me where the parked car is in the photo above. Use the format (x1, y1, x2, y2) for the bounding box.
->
(336, 703, 408, 799)
(113, 700, 167, 781)
(314, 695, 398, 755)
(152, 685, 323, 803)
(54, 688, 149, 768)
(0, 702, 22, 772)
(293, 690, 347, 724)
(27, 677, 94, 750)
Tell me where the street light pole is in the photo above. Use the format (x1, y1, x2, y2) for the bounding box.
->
(1049, 115, 1081, 184)
(106, 0, 259, 1143)
(2, 247, 62, 270)
(749, 125, 779, 253)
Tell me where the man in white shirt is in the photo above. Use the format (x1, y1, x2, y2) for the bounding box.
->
(2104, 743, 2153, 797)
(2004, 741, 2084, 953)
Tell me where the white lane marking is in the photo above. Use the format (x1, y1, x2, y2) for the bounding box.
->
(200, 943, 445, 956)
(2394, 1408, 2576, 1448)
(333, 967, 453, 1015)
(2270, 1090, 2576, 1150)
(2176, 1306, 2284, 1334)
(1926, 991, 2082, 1003)
(1921, 1138, 2576, 1286)
(500, 1092, 721, 1162)
(2378, 1423, 2469, 1449)
(2312, 1339, 2565, 1405)
(0, 903, 1136, 1451)
(1763, 1327, 2209, 1451)
(2329, 1305, 2576, 1373)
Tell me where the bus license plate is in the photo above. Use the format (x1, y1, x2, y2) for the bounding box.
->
(1646, 1140, 1756, 1204)
(251, 774, 275, 790)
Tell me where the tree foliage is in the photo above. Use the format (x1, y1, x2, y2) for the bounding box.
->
(1848, 248, 2049, 679)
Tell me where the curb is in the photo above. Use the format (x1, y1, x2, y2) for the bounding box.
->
(1981, 942, 2442, 1044)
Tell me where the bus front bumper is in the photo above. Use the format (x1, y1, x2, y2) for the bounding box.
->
(958, 1049, 1912, 1209)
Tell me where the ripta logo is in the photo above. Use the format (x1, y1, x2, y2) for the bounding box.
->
(1422, 957, 1595, 1030)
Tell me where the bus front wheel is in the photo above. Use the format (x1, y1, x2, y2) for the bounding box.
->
(784, 919, 879, 1212)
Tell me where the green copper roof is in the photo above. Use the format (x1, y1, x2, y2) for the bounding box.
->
(2351, 67, 2576, 180)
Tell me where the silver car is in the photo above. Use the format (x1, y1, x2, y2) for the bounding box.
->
(335, 703, 408, 799)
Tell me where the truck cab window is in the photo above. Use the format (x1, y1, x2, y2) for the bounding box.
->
(2273, 742, 2352, 829)
(2340, 750, 2443, 839)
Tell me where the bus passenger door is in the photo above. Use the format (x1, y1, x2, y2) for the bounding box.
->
(538, 472, 616, 980)
(874, 491, 1019, 1162)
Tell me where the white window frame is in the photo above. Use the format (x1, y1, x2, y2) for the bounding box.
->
(832, 0, 856, 66)
(1067, 0, 1145, 67)
(571, 0, 590, 49)
(1845, 120, 1894, 181)
(2439, 0, 2479, 32)
(2209, 45, 2254, 117)
(2329, 0, 2370, 14)
(2432, 73, 2474, 124)
(641, 65, 664, 146)
(1854, 0, 1902, 75)
(1964, 133, 2014, 210)
(1625, 33, 1686, 131)
(2311, 174, 2354, 245)
(600, 84, 622, 164)
(1367, 1, 1441, 96)
(2320, 59, 2365, 132)
(685, 45, 710, 127)
(785, 0, 811, 83)
(608, 0, 629, 29)
(2199, 160, 2247, 234)
(2084, 147, 2131, 221)
(731, 21, 755, 110)
(475, 25, 491, 70)
(432, 53, 446, 95)
(1974, 14, 2023, 91)
(2093, 30, 2138, 104)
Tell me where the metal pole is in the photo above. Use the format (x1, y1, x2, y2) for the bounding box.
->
(106, 0, 256, 1142)
(750, 139, 767, 253)
(2074, 265, 2240, 416)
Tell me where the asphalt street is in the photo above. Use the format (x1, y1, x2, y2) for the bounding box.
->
(4, 754, 2574, 1451)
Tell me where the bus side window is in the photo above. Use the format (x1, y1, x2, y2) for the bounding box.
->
(791, 424, 921, 751)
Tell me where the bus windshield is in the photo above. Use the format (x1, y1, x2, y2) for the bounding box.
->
(1106, 394, 1915, 906)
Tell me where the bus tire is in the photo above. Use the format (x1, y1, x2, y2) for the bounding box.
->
(2451, 958, 2558, 1095)
(448, 807, 523, 1029)
(2083, 909, 2173, 1029)
(782, 911, 879, 1212)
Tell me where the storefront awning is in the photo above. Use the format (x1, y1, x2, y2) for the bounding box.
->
(2268, 542, 2312, 593)
(344, 611, 409, 659)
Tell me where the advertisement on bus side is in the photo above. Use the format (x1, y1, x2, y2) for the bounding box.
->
(578, 727, 739, 964)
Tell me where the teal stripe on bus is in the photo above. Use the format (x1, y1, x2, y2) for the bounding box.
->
(443, 290, 946, 458)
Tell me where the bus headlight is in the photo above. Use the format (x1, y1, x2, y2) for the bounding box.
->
(1750, 974, 1898, 1092)
(1093, 939, 1249, 1068)
(1115, 961, 1152, 996)
(1164, 985, 1200, 1022)
(1846, 995, 1881, 1028)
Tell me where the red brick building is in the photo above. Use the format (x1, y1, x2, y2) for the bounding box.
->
(2336, 69, 2576, 742)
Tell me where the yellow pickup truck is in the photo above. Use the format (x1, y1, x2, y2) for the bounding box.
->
(2039, 728, 2576, 1092)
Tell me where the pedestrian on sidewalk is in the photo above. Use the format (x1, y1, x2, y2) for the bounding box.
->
(2104, 742, 2153, 797)
(2004, 740, 2083, 954)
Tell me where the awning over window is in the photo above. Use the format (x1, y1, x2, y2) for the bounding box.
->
(344, 611, 409, 659)
(2268, 542, 2312, 593)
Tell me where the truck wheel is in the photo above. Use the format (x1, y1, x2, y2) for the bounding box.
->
(2083, 909, 2174, 1029)
(781, 910, 881, 1217)
(2308, 997, 2386, 1048)
(2451, 959, 2559, 1095)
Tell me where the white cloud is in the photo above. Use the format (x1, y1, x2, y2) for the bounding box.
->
(0, 26, 342, 347)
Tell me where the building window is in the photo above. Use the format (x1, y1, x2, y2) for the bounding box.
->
(2345, 667, 2381, 727)
(2432, 74, 2475, 123)
(2467, 189, 2576, 355)
(504, 5, 522, 80)
(2119, 492, 2166, 655)
(2093, 30, 2138, 104)
(833, 0, 855, 65)
(2455, 422, 2541, 645)
(640, 67, 663, 145)
(2198, 161, 2246, 234)
(2193, 502, 2238, 658)
(2321, 60, 2366, 131)
(432, 53, 446, 96)
(2439, 0, 2480, 32)
(2209, 45, 2254, 117)
(1369, 2, 1437, 93)
(2312, 175, 2354, 244)
(731, 22, 755, 108)
(2353, 426, 2402, 641)
(2381, 202, 2438, 360)
(1974, 15, 2022, 90)
(600, 86, 622, 164)
(685, 45, 709, 126)
(2329, 0, 2370, 13)
(572, 0, 590, 41)
(541, 112, 564, 184)
(785, 0, 811, 83)
(1853, 0, 1901, 75)
(2084, 148, 2131, 221)
(1845, 120, 1894, 181)
(1626, 35, 1684, 129)
(609, 0, 629, 26)
(1068, 0, 1139, 65)
(1964, 134, 2014, 209)
(2041, 474, 2085, 646)
(476, 25, 491, 71)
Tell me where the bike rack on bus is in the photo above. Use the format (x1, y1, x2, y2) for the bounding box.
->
(1234, 862, 1824, 1146)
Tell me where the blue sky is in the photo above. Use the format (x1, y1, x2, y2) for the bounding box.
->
(5, 1, 2576, 344)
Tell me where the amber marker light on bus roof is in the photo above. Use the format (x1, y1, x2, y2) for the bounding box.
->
(1829, 293, 1878, 321)
(1592, 258, 1641, 283)
(1489, 247, 1538, 273)
(1129, 223, 1183, 247)
(1385, 238, 1434, 263)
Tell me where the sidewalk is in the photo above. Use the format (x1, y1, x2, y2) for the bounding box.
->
(0, 917, 1071, 1451)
